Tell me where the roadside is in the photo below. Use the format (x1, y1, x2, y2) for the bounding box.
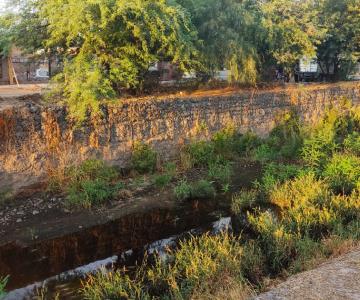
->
(256, 248, 360, 300)
(0, 84, 48, 98)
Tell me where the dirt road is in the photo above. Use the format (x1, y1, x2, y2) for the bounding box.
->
(0, 84, 48, 98)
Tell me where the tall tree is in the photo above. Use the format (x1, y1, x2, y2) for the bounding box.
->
(260, 0, 323, 76)
(317, 0, 360, 79)
(178, 0, 264, 84)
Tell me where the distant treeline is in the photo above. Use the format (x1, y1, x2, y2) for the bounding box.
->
(0, 0, 359, 119)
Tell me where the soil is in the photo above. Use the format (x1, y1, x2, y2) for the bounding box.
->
(0, 160, 260, 246)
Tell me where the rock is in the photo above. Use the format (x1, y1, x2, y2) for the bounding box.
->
(32, 210, 39, 215)
(16, 218, 22, 223)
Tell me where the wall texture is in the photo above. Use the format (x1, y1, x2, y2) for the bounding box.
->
(1, 82, 359, 193)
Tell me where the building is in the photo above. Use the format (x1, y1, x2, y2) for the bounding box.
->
(0, 46, 56, 85)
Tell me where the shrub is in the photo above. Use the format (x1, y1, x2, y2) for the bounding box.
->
(154, 174, 173, 189)
(61, 159, 122, 208)
(256, 163, 302, 193)
(344, 132, 360, 155)
(190, 179, 216, 199)
(301, 112, 338, 170)
(65, 159, 119, 184)
(254, 143, 278, 163)
(211, 125, 237, 159)
(153, 162, 177, 189)
(323, 153, 360, 194)
(288, 236, 325, 274)
(247, 211, 296, 272)
(240, 240, 265, 284)
(180, 140, 215, 169)
(208, 160, 233, 192)
(256, 110, 303, 161)
(231, 190, 258, 214)
(253, 123, 302, 162)
(234, 132, 262, 157)
(131, 142, 157, 174)
(174, 179, 192, 200)
(66, 179, 119, 208)
(0, 276, 8, 298)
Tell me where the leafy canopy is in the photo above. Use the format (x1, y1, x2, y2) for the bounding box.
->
(41, 0, 200, 120)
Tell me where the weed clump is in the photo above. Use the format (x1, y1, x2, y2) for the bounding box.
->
(174, 179, 192, 200)
(0, 276, 8, 298)
(55, 159, 122, 208)
(131, 142, 157, 174)
(174, 179, 216, 200)
(323, 153, 360, 194)
(82, 234, 250, 300)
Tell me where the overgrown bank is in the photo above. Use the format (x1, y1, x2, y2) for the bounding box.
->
(1, 82, 359, 197)
(1, 97, 359, 299)
(41, 99, 360, 299)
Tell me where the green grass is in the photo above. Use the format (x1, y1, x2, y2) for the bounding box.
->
(322, 153, 360, 194)
(131, 142, 157, 174)
(174, 179, 216, 200)
(51, 159, 123, 208)
(0, 276, 8, 299)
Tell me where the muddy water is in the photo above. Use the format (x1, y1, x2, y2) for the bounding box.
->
(1, 163, 261, 299)
(1, 199, 230, 299)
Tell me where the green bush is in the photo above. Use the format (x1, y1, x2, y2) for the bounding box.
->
(288, 236, 325, 274)
(254, 143, 278, 163)
(234, 132, 262, 157)
(131, 142, 157, 174)
(254, 110, 303, 161)
(181, 140, 215, 169)
(82, 267, 148, 300)
(270, 120, 303, 160)
(154, 174, 173, 189)
(344, 132, 360, 155)
(174, 179, 192, 200)
(0, 276, 8, 298)
(66, 179, 120, 208)
(63, 159, 121, 208)
(323, 153, 360, 194)
(301, 106, 360, 170)
(208, 160, 233, 192)
(174, 179, 216, 200)
(153, 162, 177, 189)
(211, 125, 237, 159)
(256, 163, 302, 193)
(190, 179, 216, 199)
(247, 211, 296, 273)
(64, 159, 119, 186)
(231, 190, 258, 214)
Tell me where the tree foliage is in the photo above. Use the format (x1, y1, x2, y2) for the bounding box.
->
(178, 0, 264, 84)
(1, 0, 359, 120)
(261, 0, 324, 72)
(40, 0, 199, 120)
(317, 0, 360, 79)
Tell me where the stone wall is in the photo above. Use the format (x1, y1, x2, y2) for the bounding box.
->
(0, 82, 359, 193)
